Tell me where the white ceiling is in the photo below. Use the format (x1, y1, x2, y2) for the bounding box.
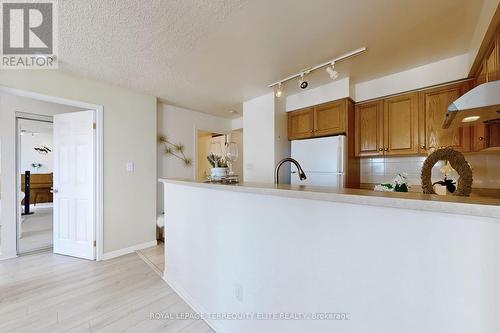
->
(59, 0, 486, 117)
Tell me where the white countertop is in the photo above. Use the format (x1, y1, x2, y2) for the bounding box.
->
(159, 178, 500, 219)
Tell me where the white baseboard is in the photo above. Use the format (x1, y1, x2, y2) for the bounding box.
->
(102, 240, 157, 260)
(164, 276, 225, 333)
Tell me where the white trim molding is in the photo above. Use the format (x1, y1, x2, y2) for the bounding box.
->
(101, 240, 158, 260)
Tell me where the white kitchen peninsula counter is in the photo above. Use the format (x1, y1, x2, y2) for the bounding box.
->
(159, 178, 500, 333)
(161, 179, 500, 219)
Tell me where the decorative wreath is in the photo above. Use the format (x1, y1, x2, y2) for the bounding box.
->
(421, 148, 473, 197)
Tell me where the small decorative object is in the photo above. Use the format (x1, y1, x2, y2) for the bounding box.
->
(34, 145, 51, 154)
(421, 148, 472, 197)
(432, 161, 457, 195)
(158, 135, 192, 167)
(374, 173, 409, 192)
(207, 153, 227, 180)
(31, 163, 42, 170)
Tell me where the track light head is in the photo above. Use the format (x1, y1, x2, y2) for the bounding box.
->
(326, 63, 339, 80)
(275, 82, 283, 98)
(299, 73, 308, 89)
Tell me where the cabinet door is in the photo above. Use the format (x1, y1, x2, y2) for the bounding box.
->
(383, 93, 419, 155)
(471, 124, 489, 152)
(475, 62, 487, 87)
(421, 83, 471, 153)
(313, 100, 346, 137)
(355, 101, 384, 157)
(288, 108, 314, 140)
(486, 38, 498, 82)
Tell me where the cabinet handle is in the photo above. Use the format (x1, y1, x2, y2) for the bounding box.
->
(378, 148, 384, 152)
(384, 148, 389, 152)
(478, 136, 485, 141)
(420, 145, 426, 150)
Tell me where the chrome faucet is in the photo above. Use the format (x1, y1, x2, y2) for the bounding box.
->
(274, 158, 307, 184)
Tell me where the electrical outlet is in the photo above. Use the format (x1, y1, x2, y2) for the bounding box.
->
(126, 162, 134, 172)
(234, 283, 243, 302)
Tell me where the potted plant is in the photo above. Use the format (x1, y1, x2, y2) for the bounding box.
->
(207, 153, 228, 179)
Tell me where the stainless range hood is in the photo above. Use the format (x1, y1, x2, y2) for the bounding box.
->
(443, 81, 500, 129)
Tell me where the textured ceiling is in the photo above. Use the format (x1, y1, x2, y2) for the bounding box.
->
(58, 0, 486, 117)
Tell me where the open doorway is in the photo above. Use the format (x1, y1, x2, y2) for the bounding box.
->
(196, 129, 244, 182)
(0, 88, 104, 261)
(17, 117, 54, 253)
(196, 130, 227, 182)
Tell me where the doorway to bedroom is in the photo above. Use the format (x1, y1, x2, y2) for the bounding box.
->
(17, 117, 55, 253)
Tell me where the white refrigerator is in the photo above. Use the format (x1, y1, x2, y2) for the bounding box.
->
(290, 135, 347, 188)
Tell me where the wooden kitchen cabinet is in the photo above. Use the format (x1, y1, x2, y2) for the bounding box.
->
(355, 100, 384, 156)
(355, 93, 419, 157)
(383, 93, 420, 155)
(288, 98, 352, 140)
(419, 82, 471, 153)
(485, 38, 498, 82)
(313, 99, 347, 137)
(288, 108, 314, 140)
(471, 124, 489, 152)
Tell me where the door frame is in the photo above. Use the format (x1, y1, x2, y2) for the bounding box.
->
(0, 86, 104, 261)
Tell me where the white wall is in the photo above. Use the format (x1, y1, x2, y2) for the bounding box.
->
(164, 182, 500, 333)
(285, 77, 350, 111)
(157, 103, 232, 212)
(0, 70, 157, 259)
(20, 129, 54, 174)
(242, 93, 276, 183)
(353, 54, 470, 102)
(231, 117, 243, 130)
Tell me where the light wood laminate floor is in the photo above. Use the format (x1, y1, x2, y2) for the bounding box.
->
(137, 243, 165, 275)
(0, 251, 214, 333)
(18, 206, 53, 253)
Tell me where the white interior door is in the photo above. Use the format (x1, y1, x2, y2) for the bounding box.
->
(53, 111, 95, 259)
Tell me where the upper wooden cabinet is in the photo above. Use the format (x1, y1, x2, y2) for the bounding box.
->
(355, 93, 419, 157)
(384, 93, 419, 155)
(355, 100, 383, 156)
(288, 98, 353, 140)
(287, 108, 314, 140)
(419, 82, 471, 153)
(486, 37, 498, 82)
(314, 100, 347, 137)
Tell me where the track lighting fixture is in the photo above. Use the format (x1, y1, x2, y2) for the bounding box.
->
(299, 73, 308, 89)
(326, 62, 339, 80)
(275, 82, 283, 98)
(267, 47, 366, 91)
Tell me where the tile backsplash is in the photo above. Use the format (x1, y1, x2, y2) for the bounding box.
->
(360, 154, 500, 189)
